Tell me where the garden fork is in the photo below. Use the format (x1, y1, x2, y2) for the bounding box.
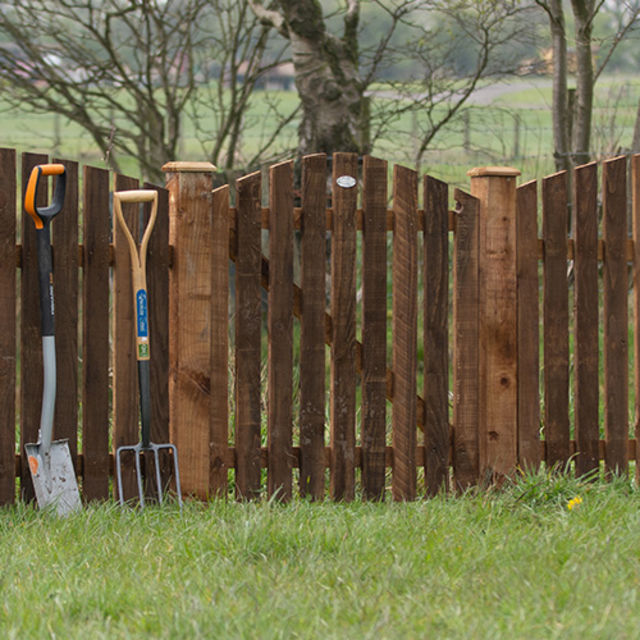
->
(113, 189, 182, 509)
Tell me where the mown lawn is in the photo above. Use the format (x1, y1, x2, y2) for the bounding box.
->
(1, 470, 639, 638)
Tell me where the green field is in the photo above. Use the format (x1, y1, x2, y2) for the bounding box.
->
(1, 470, 639, 638)
(3, 74, 640, 189)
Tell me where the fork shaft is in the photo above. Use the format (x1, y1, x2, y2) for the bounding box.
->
(138, 360, 151, 448)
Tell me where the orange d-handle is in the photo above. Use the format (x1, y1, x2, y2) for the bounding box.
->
(113, 189, 158, 362)
(24, 164, 66, 230)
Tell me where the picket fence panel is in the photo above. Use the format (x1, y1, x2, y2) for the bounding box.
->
(0, 147, 639, 504)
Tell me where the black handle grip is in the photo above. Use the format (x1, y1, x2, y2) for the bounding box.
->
(36, 225, 55, 337)
(138, 359, 151, 448)
(24, 164, 66, 229)
(25, 164, 66, 337)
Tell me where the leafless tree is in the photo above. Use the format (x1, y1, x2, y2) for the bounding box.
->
(386, 0, 536, 172)
(248, 0, 535, 165)
(536, 0, 640, 171)
(0, 0, 292, 182)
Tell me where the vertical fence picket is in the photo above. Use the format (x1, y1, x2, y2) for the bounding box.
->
(144, 183, 171, 488)
(330, 152, 358, 501)
(391, 164, 418, 501)
(469, 167, 519, 481)
(82, 166, 111, 500)
(20, 151, 48, 501)
(164, 163, 216, 499)
(361, 155, 388, 501)
(113, 173, 139, 500)
(52, 159, 79, 466)
(0, 148, 16, 504)
(423, 175, 449, 496)
(452, 189, 480, 490)
(210, 185, 230, 497)
(633, 155, 640, 483)
(300, 154, 328, 500)
(573, 162, 600, 476)
(542, 171, 570, 468)
(234, 172, 263, 500)
(602, 156, 629, 475)
(268, 161, 294, 501)
(516, 180, 541, 470)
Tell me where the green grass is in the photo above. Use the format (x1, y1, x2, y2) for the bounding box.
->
(2, 471, 640, 638)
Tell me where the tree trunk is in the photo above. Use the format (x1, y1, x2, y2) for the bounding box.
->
(287, 24, 363, 155)
(571, 0, 595, 167)
(251, 0, 367, 157)
(632, 99, 640, 152)
(139, 103, 171, 184)
(293, 52, 362, 155)
(547, 0, 570, 173)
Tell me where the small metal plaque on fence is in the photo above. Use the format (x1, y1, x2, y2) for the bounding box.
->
(336, 175, 356, 188)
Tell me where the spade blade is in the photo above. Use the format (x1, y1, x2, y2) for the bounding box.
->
(25, 439, 81, 516)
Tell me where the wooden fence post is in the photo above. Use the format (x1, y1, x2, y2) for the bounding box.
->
(468, 166, 520, 482)
(163, 161, 217, 500)
(0, 148, 16, 504)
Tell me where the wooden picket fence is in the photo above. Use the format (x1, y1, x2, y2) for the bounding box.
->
(0, 147, 639, 504)
(0, 149, 172, 504)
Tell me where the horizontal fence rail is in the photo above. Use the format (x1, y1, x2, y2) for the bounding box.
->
(1, 148, 640, 504)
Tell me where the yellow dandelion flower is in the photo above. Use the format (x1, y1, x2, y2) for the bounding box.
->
(567, 496, 583, 511)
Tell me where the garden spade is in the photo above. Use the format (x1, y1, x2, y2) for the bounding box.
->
(24, 163, 82, 516)
(113, 189, 182, 509)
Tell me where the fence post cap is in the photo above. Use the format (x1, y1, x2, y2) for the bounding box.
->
(467, 166, 521, 178)
(161, 161, 217, 173)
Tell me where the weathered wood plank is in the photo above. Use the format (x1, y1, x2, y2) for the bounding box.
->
(542, 171, 570, 469)
(144, 183, 171, 489)
(210, 185, 230, 497)
(516, 179, 541, 470)
(0, 148, 16, 504)
(452, 189, 480, 490)
(361, 155, 388, 501)
(164, 163, 216, 499)
(20, 151, 48, 501)
(573, 162, 600, 476)
(392, 164, 418, 501)
(113, 173, 140, 501)
(633, 154, 640, 485)
(330, 152, 358, 501)
(300, 154, 327, 500)
(469, 167, 520, 482)
(234, 172, 262, 500)
(423, 174, 449, 496)
(52, 158, 79, 465)
(268, 160, 294, 501)
(602, 155, 628, 476)
(81, 165, 111, 500)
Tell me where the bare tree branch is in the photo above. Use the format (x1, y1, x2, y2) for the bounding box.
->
(0, 0, 291, 181)
(247, 0, 288, 36)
